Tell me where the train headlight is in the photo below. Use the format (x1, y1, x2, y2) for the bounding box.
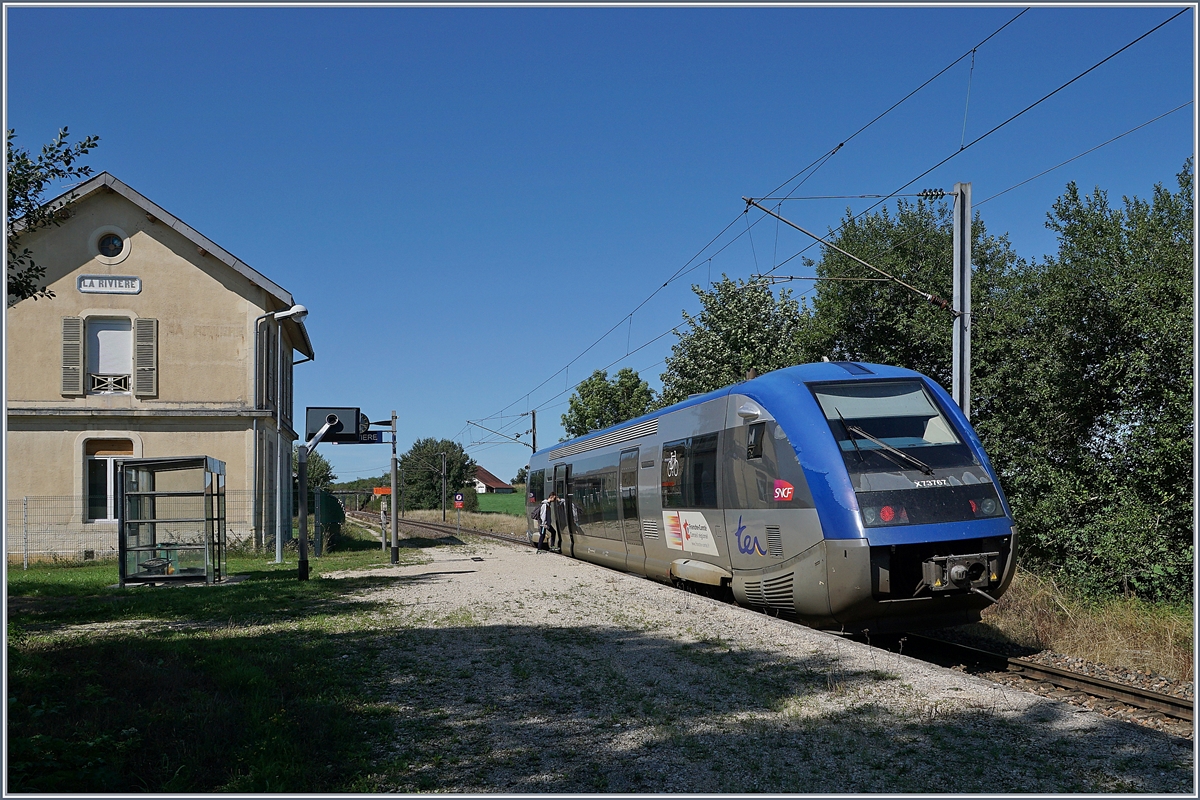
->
(980, 497, 998, 516)
(862, 506, 878, 525)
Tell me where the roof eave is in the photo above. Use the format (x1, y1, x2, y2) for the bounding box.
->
(21, 173, 308, 335)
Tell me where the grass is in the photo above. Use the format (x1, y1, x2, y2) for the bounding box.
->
(401, 507, 531, 537)
(959, 568, 1194, 681)
(6, 525, 429, 793)
(476, 491, 527, 516)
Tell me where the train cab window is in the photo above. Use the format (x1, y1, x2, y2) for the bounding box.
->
(661, 433, 719, 509)
(746, 422, 766, 460)
(809, 380, 980, 478)
(722, 420, 814, 509)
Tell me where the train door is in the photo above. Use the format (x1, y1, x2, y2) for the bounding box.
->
(553, 463, 575, 557)
(619, 448, 645, 573)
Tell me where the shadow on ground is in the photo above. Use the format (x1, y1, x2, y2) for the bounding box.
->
(355, 620, 1191, 793)
(7, 566, 1192, 793)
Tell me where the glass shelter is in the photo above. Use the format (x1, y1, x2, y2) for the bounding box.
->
(117, 456, 227, 587)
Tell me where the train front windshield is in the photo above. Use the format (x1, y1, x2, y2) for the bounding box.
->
(810, 380, 1005, 527)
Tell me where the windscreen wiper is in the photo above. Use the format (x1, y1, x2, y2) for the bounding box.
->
(843, 422, 936, 476)
(835, 408, 865, 463)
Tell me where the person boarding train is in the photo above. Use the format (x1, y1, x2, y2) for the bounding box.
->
(534, 492, 561, 553)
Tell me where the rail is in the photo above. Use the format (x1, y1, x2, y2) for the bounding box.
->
(901, 632, 1193, 722)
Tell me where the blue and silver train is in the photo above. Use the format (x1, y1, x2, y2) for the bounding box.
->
(526, 361, 1016, 633)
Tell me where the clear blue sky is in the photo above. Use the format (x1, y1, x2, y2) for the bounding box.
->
(6, 5, 1194, 487)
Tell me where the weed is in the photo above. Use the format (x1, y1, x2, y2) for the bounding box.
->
(962, 568, 1193, 680)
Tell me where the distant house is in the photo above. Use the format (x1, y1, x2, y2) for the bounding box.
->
(474, 466, 514, 494)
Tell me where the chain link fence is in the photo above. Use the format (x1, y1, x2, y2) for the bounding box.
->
(6, 491, 260, 568)
(6, 490, 351, 568)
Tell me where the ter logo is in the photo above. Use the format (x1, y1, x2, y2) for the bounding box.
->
(773, 479, 794, 502)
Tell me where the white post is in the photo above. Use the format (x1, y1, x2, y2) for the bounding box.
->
(275, 320, 286, 563)
(275, 431, 284, 563)
(952, 181, 972, 418)
(390, 411, 398, 564)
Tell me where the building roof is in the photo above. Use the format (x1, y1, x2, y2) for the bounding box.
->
(26, 172, 315, 358)
(474, 466, 512, 490)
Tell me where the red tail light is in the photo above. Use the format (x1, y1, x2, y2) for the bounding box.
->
(880, 505, 896, 522)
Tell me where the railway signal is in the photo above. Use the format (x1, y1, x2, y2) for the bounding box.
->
(304, 407, 400, 566)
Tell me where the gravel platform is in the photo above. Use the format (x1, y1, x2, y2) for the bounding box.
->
(327, 534, 1194, 794)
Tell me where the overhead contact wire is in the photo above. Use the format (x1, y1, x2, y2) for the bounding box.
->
(482, 6, 1036, 424)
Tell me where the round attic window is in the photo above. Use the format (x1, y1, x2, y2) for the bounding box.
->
(90, 226, 131, 265)
(98, 233, 123, 258)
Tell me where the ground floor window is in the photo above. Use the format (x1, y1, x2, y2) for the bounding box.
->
(85, 439, 134, 521)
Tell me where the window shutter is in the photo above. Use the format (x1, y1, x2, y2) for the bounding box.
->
(61, 317, 84, 395)
(134, 318, 158, 397)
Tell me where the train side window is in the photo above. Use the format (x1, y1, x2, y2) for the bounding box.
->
(601, 470, 621, 539)
(662, 439, 687, 509)
(529, 469, 546, 503)
(661, 433, 720, 509)
(747, 422, 766, 460)
(619, 448, 639, 522)
(691, 433, 719, 508)
(722, 421, 814, 509)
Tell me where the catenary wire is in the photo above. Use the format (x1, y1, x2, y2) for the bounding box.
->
(464, 95, 1190, 458)
(761, 101, 1194, 292)
(975, 100, 1193, 206)
(477, 7, 1188, 445)
(767, 8, 1029, 200)
(753, 8, 1191, 282)
(478, 10, 1031, 427)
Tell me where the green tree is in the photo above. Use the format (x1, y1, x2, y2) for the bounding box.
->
(512, 466, 528, 486)
(292, 446, 338, 490)
(659, 277, 810, 406)
(798, 199, 1022, 388)
(561, 368, 657, 439)
(399, 438, 477, 511)
(7, 127, 100, 303)
(971, 164, 1194, 600)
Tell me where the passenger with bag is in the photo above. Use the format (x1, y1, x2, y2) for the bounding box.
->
(535, 492, 559, 554)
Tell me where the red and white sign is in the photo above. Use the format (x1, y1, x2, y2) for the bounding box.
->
(773, 480, 794, 502)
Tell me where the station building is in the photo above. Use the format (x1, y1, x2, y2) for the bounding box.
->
(6, 172, 313, 556)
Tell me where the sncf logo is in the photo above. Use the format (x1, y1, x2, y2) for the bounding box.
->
(774, 479, 794, 502)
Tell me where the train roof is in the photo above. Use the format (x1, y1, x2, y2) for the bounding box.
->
(534, 361, 928, 459)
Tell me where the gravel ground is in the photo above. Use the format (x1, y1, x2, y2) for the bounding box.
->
(325, 534, 1194, 793)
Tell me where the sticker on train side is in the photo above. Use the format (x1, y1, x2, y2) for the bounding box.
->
(662, 511, 721, 556)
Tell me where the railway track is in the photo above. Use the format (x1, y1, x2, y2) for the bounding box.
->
(892, 632, 1193, 727)
(343, 510, 1192, 731)
(344, 510, 536, 549)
